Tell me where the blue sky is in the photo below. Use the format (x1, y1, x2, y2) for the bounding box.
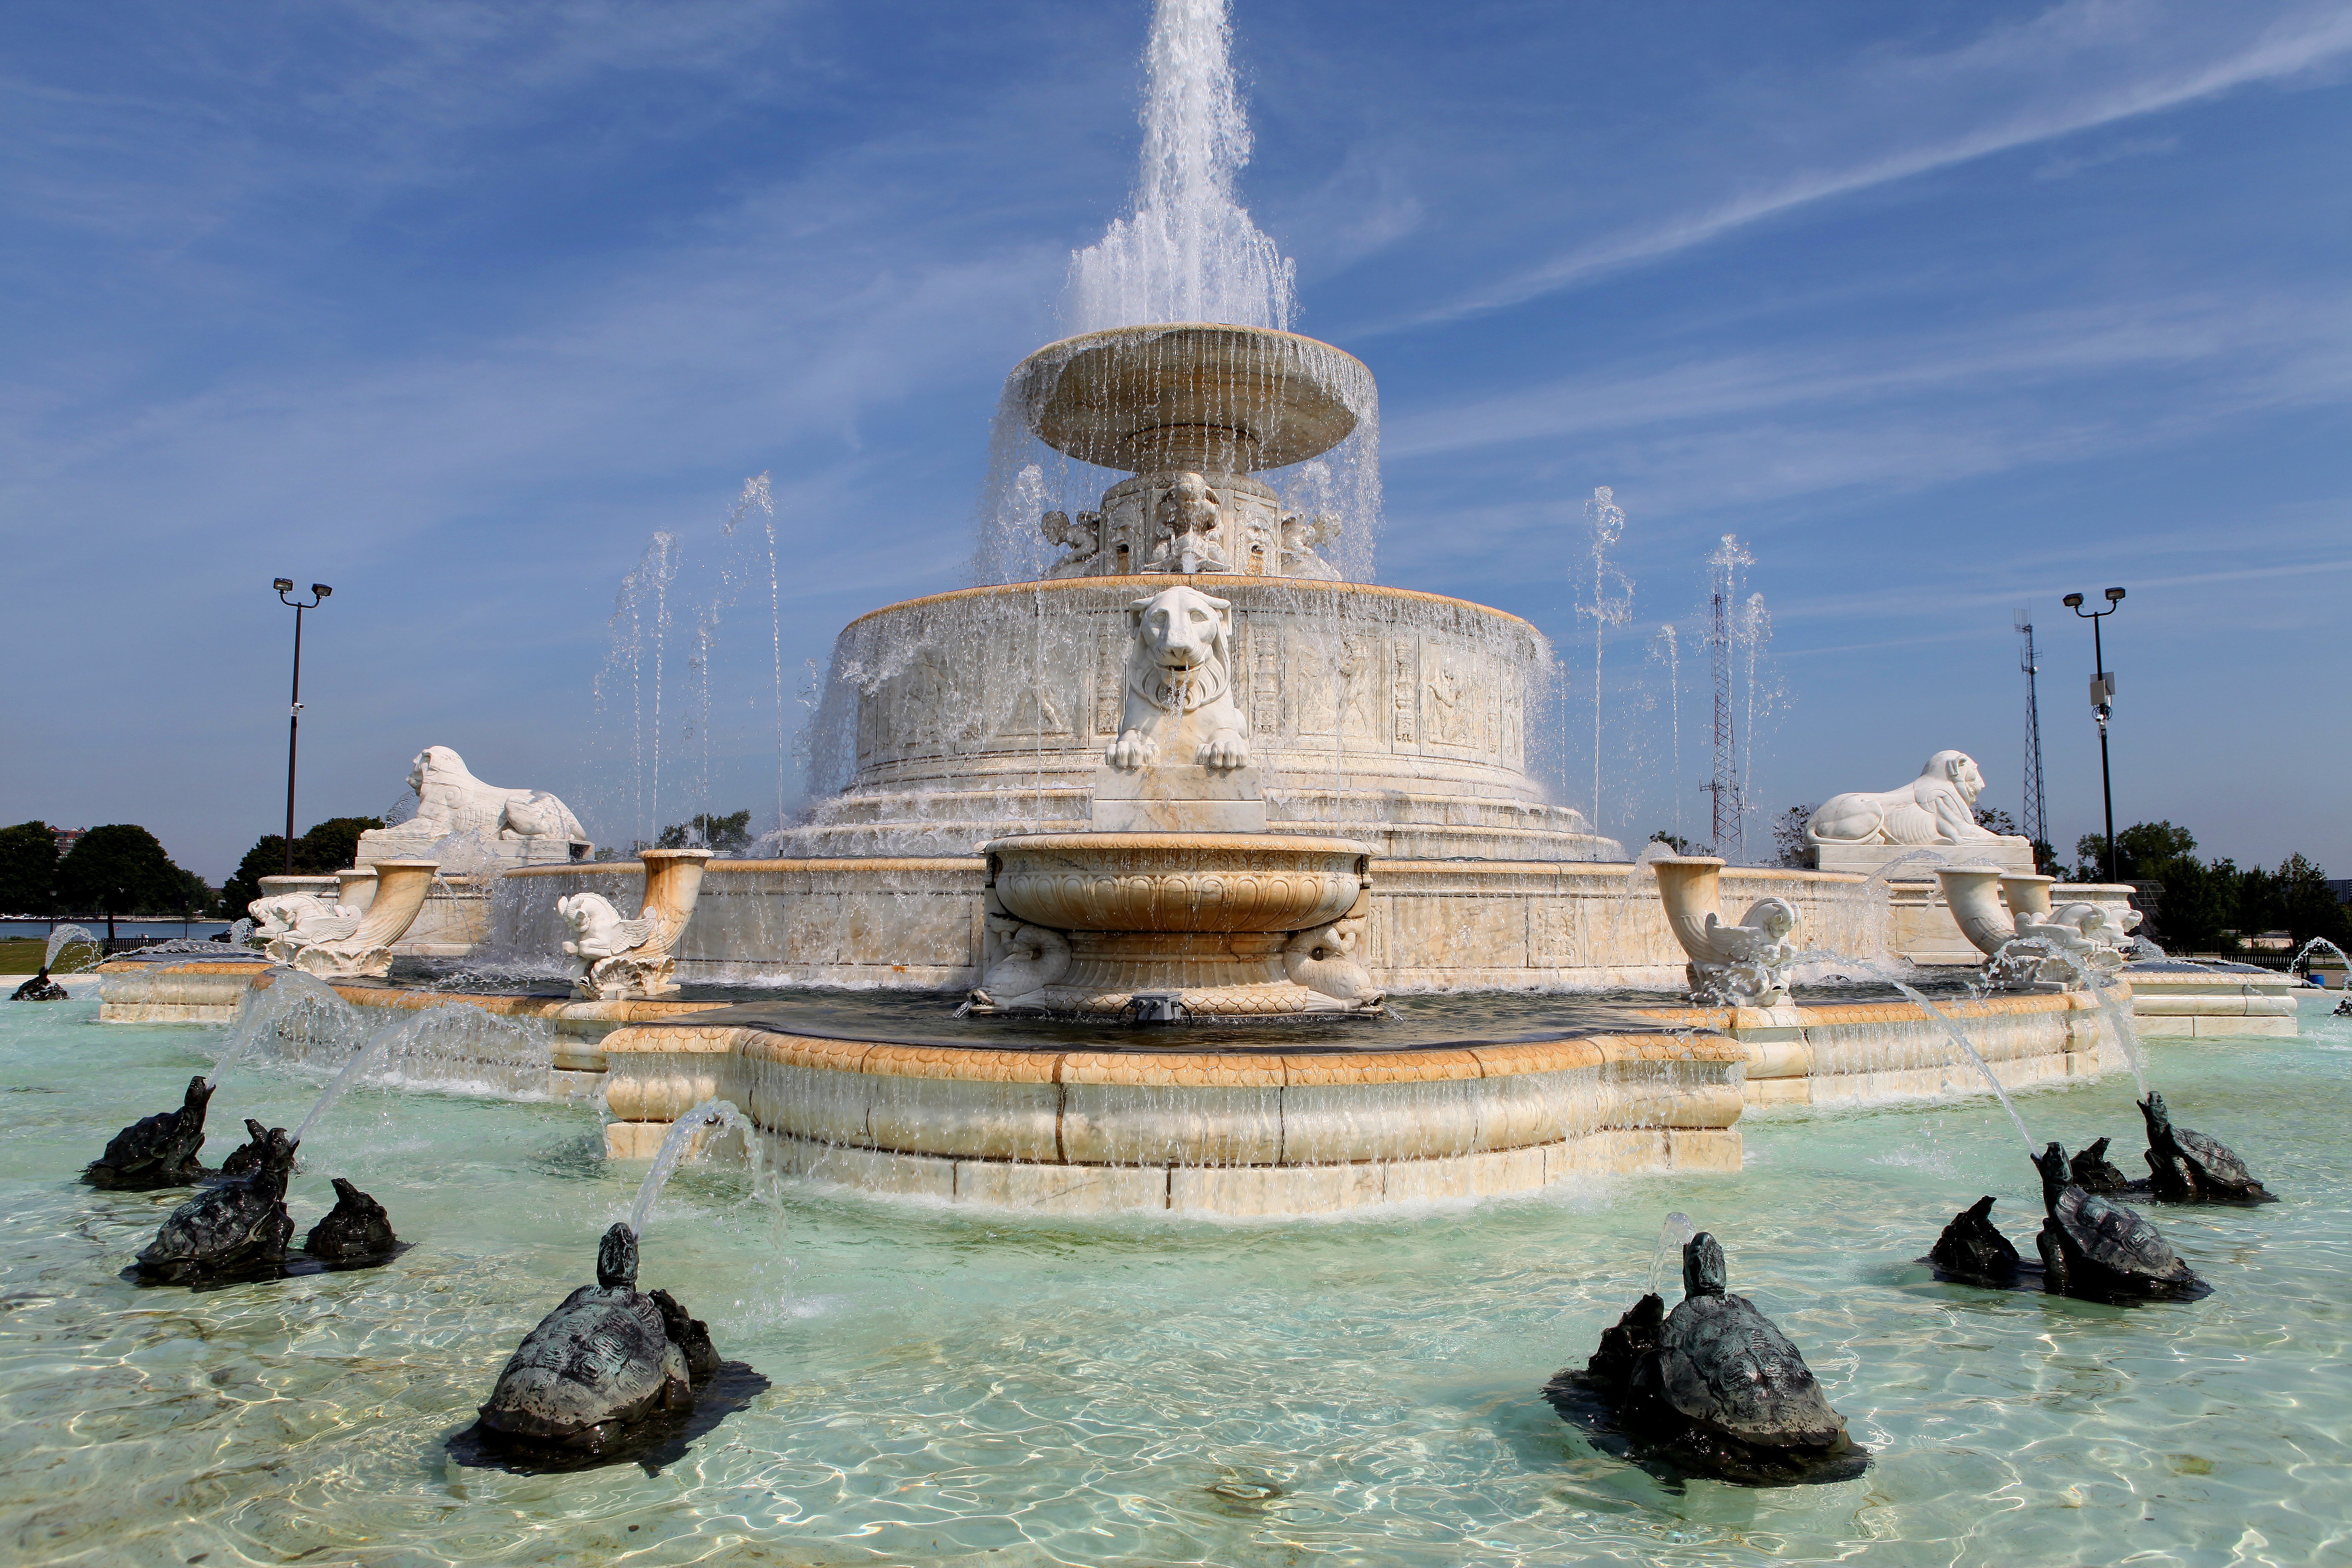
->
(3, 0, 2347, 881)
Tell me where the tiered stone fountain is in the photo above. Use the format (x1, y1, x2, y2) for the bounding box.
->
(93, 323, 2152, 1215)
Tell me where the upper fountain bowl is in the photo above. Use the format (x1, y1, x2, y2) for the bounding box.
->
(984, 831, 1371, 935)
(1012, 324, 1369, 475)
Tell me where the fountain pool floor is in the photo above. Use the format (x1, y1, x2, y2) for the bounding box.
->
(3, 994, 2349, 1566)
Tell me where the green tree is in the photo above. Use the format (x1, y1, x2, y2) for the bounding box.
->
(219, 816, 385, 916)
(56, 825, 192, 941)
(2274, 853, 2351, 953)
(1771, 805, 1818, 867)
(0, 820, 58, 916)
(656, 810, 753, 852)
(220, 837, 289, 918)
(1648, 830, 1697, 855)
(2073, 819, 2197, 882)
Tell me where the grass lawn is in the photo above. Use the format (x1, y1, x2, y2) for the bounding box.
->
(0, 938, 62, 974)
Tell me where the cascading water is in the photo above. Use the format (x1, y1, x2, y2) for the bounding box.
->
(209, 970, 347, 1088)
(1893, 981, 2039, 1155)
(292, 1029, 396, 1145)
(215, 972, 556, 1101)
(717, 472, 786, 837)
(596, 531, 680, 850)
(1739, 588, 1774, 825)
(2291, 936, 2349, 979)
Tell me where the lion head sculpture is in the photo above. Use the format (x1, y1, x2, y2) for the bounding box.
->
(1106, 585, 1250, 771)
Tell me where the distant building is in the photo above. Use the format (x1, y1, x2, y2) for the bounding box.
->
(51, 828, 85, 858)
(2330, 879, 2352, 906)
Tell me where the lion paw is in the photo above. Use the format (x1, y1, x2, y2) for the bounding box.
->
(1105, 731, 1158, 770)
(1197, 732, 1251, 771)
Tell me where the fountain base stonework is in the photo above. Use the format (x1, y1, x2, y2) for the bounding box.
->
(596, 1020, 1745, 1216)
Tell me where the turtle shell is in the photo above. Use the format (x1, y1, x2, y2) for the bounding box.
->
(2052, 1185, 2192, 1283)
(303, 1177, 398, 1263)
(137, 1179, 294, 1278)
(479, 1287, 690, 1449)
(88, 1077, 212, 1188)
(2171, 1124, 2261, 1192)
(1648, 1295, 1847, 1447)
(2068, 1139, 2132, 1194)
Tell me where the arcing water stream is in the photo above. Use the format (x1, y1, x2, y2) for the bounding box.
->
(628, 1098, 756, 1236)
(1893, 981, 2040, 1155)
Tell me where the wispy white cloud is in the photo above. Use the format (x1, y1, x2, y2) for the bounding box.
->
(1368, 0, 2352, 332)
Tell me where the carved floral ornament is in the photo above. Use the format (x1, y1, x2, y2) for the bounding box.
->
(1038, 469, 1343, 582)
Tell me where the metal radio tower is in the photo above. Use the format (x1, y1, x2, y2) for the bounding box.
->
(2016, 608, 2048, 850)
(1705, 536, 1753, 860)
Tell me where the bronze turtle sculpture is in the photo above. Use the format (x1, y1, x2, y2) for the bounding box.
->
(85, 1075, 214, 1190)
(217, 1117, 272, 1180)
(1929, 1195, 2022, 1287)
(1578, 1233, 1863, 1484)
(303, 1177, 399, 1264)
(11, 968, 69, 1002)
(2067, 1137, 2133, 1194)
(477, 1224, 720, 1457)
(135, 1125, 297, 1283)
(2140, 1092, 2271, 1203)
(2032, 1142, 2205, 1300)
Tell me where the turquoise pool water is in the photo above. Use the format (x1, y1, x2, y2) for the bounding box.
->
(3, 993, 2348, 1565)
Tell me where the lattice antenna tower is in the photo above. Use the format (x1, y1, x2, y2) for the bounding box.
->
(1705, 535, 1754, 859)
(2016, 608, 2048, 849)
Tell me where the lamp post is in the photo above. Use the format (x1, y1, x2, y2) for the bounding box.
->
(2063, 587, 2125, 883)
(274, 579, 332, 876)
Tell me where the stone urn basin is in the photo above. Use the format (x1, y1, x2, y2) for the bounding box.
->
(978, 831, 1378, 1018)
(1011, 324, 1370, 475)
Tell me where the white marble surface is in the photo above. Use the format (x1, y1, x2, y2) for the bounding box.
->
(1806, 750, 2036, 865)
(356, 745, 589, 865)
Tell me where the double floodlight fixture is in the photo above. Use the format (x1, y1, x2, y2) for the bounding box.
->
(275, 579, 332, 606)
(2061, 585, 2128, 882)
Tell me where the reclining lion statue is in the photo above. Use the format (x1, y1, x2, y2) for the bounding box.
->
(1105, 585, 1251, 771)
(379, 746, 586, 846)
(1805, 751, 2030, 851)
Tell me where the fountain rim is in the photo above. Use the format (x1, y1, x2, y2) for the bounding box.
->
(980, 830, 1376, 858)
(1012, 320, 1374, 373)
(840, 575, 1546, 637)
(1010, 322, 1372, 472)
